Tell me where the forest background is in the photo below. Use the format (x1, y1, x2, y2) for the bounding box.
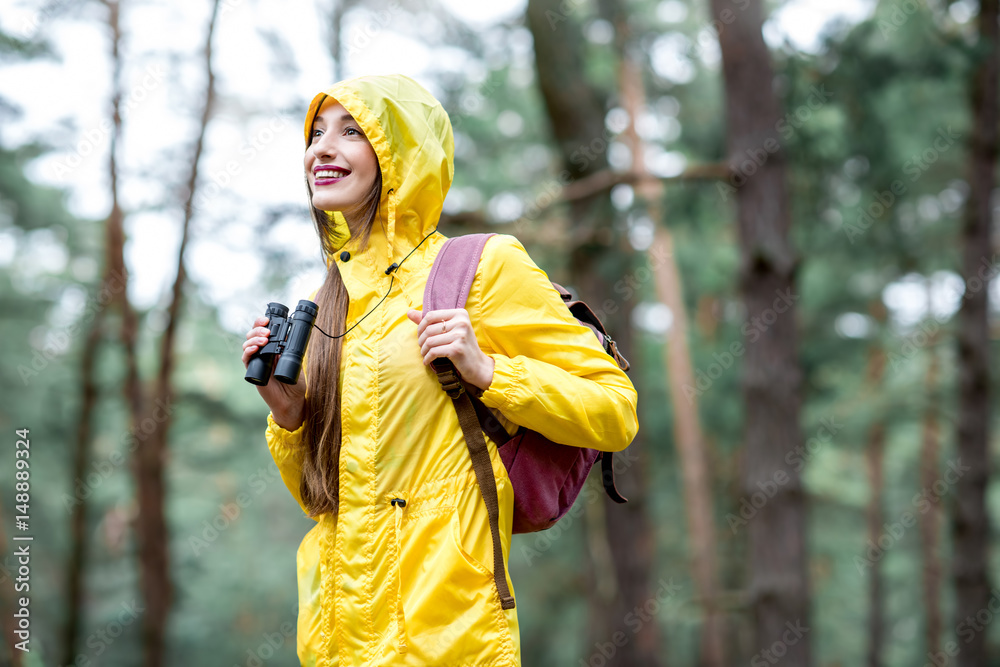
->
(0, 0, 998, 665)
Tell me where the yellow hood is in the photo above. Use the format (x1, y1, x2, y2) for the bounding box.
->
(303, 74, 454, 268)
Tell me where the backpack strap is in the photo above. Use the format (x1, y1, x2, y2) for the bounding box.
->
(553, 283, 630, 372)
(433, 364, 516, 610)
(552, 284, 629, 504)
(424, 233, 495, 312)
(425, 234, 515, 610)
(601, 453, 628, 504)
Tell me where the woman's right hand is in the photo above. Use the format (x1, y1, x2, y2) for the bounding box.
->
(242, 316, 307, 431)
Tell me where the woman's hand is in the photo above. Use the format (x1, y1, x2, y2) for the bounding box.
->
(242, 316, 307, 431)
(407, 308, 495, 391)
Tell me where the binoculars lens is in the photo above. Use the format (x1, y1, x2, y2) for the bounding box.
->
(244, 300, 318, 386)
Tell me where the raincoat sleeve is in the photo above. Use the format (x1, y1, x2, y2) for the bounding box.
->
(265, 412, 318, 521)
(261, 286, 321, 521)
(476, 234, 638, 452)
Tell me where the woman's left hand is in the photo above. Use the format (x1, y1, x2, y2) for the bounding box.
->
(407, 308, 495, 391)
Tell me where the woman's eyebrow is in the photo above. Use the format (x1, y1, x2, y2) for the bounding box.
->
(316, 112, 356, 125)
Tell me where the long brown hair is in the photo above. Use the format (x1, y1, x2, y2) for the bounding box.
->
(300, 169, 383, 516)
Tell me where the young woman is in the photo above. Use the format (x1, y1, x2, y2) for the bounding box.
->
(241, 74, 638, 666)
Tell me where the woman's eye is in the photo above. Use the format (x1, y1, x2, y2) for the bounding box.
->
(345, 127, 361, 136)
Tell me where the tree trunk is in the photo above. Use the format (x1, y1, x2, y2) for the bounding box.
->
(918, 328, 942, 661)
(525, 0, 607, 185)
(652, 225, 725, 667)
(99, 0, 154, 658)
(953, 1, 997, 665)
(61, 308, 104, 664)
(709, 0, 811, 664)
(584, 484, 620, 641)
(98, 1, 153, 656)
(605, 4, 725, 662)
(526, 1, 662, 663)
(864, 347, 886, 667)
(131, 2, 220, 665)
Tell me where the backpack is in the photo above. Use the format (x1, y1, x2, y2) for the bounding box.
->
(423, 233, 633, 610)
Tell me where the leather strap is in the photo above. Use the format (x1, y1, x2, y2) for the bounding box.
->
(433, 360, 516, 610)
(465, 383, 515, 446)
(425, 234, 514, 609)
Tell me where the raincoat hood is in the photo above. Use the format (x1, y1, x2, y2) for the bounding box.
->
(304, 74, 454, 268)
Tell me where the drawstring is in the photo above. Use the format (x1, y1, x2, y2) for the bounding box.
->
(386, 189, 397, 270)
(390, 497, 407, 653)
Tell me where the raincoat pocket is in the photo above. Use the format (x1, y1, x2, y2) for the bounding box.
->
(450, 505, 493, 578)
(379, 500, 514, 665)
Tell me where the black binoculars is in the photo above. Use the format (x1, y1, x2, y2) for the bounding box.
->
(244, 300, 318, 386)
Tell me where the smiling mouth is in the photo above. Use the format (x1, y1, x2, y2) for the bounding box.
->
(314, 167, 351, 185)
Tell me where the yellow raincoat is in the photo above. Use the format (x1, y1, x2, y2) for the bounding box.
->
(264, 74, 638, 666)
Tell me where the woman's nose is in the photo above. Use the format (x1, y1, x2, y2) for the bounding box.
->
(313, 133, 337, 159)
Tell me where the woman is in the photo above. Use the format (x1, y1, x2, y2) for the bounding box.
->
(241, 74, 638, 666)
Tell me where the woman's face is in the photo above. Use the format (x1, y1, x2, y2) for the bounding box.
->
(305, 97, 379, 219)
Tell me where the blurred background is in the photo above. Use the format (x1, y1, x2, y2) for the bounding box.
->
(1, 0, 998, 665)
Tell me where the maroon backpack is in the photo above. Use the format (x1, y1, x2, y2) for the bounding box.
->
(424, 233, 632, 610)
